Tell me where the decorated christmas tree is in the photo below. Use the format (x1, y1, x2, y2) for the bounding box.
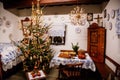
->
(18, 0, 53, 73)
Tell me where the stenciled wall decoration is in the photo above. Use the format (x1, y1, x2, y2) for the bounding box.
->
(0, 17, 3, 26)
(0, 16, 12, 33)
(5, 20, 11, 28)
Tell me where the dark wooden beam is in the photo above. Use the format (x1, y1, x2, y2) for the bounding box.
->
(2, 0, 109, 9)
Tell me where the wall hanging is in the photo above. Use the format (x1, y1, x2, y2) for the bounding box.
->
(87, 13, 93, 21)
(21, 17, 32, 37)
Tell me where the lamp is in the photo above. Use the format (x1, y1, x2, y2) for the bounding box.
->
(69, 2, 86, 26)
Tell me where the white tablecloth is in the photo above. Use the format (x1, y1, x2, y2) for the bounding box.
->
(50, 53, 96, 72)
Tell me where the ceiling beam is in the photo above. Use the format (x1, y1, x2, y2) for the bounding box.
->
(2, 0, 109, 9)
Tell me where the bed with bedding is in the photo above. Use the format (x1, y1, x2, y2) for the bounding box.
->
(0, 42, 23, 79)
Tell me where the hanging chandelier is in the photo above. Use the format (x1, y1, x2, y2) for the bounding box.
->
(69, 5, 86, 26)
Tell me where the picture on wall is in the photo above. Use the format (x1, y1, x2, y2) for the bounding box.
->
(87, 13, 93, 21)
(21, 17, 32, 37)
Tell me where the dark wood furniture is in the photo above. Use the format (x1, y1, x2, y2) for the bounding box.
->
(87, 23, 106, 63)
(58, 62, 83, 80)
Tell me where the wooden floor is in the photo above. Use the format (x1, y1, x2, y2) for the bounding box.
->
(95, 62, 115, 80)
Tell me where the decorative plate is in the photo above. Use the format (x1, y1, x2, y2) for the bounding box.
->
(3, 16, 6, 21)
(116, 14, 120, 21)
(0, 17, 3, 26)
(111, 9, 115, 19)
(109, 22, 112, 30)
(75, 27, 81, 33)
(107, 14, 110, 21)
(116, 8, 120, 15)
(5, 21, 11, 28)
(116, 21, 120, 33)
(104, 9, 107, 18)
(116, 8, 120, 21)
(2, 29, 6, 33)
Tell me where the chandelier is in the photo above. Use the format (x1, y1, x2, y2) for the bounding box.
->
(69, 6, 86, 26)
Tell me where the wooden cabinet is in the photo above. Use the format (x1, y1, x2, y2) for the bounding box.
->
(87, 23, 106, 63)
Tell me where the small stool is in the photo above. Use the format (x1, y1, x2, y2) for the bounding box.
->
(26, 70, 46, 80)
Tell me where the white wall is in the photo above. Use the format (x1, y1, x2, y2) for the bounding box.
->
(19, 15, 89, 55)
(0, 1, 103, 55)
(103, 0, 120, 72)
(18, 4, 103, 55)
(44, 15, 89, 55)
(0, 2, 23, 43)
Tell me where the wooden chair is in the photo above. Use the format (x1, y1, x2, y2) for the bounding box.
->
(58, 62, 83, 80)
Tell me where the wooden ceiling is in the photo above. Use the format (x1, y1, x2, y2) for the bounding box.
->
(0, 0, 109, 9)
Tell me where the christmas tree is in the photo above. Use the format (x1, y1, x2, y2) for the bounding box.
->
(18, 0, 53, 73)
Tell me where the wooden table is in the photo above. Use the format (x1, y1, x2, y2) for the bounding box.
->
(26, 70, 46, 80)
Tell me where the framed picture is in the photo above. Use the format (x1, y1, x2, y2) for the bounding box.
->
(21, 17, 32, 37)
(87, 13, 93, 21)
